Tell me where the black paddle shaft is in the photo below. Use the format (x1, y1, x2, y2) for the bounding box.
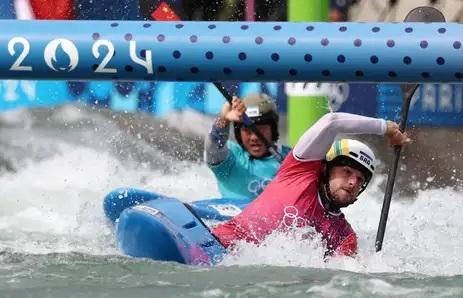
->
(375, 7, 446, 252)
(213, 82, 284, 163)
(375, 85, 417, 252)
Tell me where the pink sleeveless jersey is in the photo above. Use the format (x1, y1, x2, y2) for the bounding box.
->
(212, 152, 357, 256)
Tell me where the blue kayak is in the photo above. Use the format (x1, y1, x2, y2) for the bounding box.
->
(104, 188, 251, 265)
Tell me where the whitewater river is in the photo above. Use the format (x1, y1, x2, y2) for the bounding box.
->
(0, 105, 462, 297)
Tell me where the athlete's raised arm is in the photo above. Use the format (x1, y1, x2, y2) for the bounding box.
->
(205, 97, 246, 165)
(293, 112, 408, 161)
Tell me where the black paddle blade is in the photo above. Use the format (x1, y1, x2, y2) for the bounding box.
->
(399, 6, 446, 119)
(401, 7, 445, 95)
(375, 6, 446, 253)
(399, 6, 446, 124)
(404, 6, 445, 23)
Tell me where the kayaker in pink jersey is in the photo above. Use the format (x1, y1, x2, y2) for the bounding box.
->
(212, 112, 409, 257)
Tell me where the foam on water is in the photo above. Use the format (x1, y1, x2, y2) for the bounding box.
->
(221, 177, 463, 276)
(1, 110, 462, 278)
(0, 139, 220, 255)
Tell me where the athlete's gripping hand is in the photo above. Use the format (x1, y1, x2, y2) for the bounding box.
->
(220, 96, 247, 123)
(385, 120, 411, 147)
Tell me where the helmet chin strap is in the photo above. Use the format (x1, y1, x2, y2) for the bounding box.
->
(319, 169, 357, 213)
(320, 182, 342, 213)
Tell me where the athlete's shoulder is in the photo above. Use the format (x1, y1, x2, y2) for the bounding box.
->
(281, 151, 322, 169)
(208, 141, 242, 174)
(274, 153, 322, 184)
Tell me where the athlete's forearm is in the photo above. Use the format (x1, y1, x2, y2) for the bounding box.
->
(293, 112, 387, 160)
(205, 117, 231, 165)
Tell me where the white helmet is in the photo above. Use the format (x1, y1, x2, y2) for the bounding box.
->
(325, 139, 376, 195)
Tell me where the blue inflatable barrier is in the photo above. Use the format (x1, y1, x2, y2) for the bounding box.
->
(0, 20, 462, 82)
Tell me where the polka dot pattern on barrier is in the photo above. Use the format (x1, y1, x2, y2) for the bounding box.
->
(6, 21, 463, 82)
(92, 22, 463, 80)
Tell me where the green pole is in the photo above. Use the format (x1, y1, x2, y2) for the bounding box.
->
(287, 0, 330, 146)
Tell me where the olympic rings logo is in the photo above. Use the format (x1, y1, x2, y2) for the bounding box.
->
(247, 178, 272, 195)
(282, 205, 307, 229)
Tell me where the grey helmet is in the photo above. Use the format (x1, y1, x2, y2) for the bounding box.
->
(233, 93, 279, 146)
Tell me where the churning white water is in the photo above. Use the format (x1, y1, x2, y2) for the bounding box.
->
(1, 105, 462, 293)
(221, 180, 463, 276)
